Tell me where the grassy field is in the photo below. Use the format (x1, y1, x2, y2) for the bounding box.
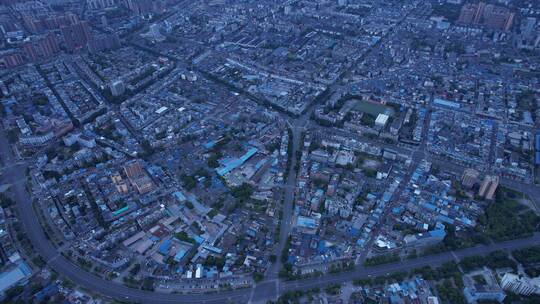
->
(351, 99, 395, 117)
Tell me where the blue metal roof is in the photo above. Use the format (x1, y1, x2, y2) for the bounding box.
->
(173, 191, 187, 201)
(216, 147, 258, 176)
(194, 236, 205, 244)
(422, 203, 437, 211)
(173, 250, 186, 262)
(0, 262, 31, 293)
(159, 239, 172, 255)
(297, 216, 317, 229)
(35, 283, 59, 302)
(436, 215, 455, 224)
(434, 98, 460, 109)
(203, 140, 217, 149)
(428, 229, 446, 238)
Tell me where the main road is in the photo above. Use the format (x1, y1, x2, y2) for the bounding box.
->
(2, 127, 540, 304)
(2, 3, 539, 303)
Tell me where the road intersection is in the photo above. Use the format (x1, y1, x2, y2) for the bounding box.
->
(3, 120, 540, 304)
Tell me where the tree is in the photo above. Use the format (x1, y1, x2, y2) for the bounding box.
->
(437, 279, 466, 304)
(204, 255, 225, 269)
(513, 246, 540, 277)
(4, 285, 24, 300)
(180, 174, 197, 190)
(31, 93, 49, 106)
(0, 194, 14, 208)
(207, 152, 222, 168)
(324, 284, 341, 295)
(253, 272, 264, 282)
(364, 253, 399, 266)
(129, 263, 141, 276)
(231, 183, 253, 201)
(207, 209, 218, 219)
(141, 139, 154, 156)
(480, 190, 540, 241)
(142, 278, 154, 291)
(174, 231, 196, 244)
(7, 129, 18, 143)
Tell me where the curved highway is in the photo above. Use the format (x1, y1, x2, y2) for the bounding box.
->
(2, 127, 540, 304)
(0, 129, 248, 304)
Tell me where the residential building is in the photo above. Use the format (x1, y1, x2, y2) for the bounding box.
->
(461, 168, 479, 189)
(501, 273, 540, 296)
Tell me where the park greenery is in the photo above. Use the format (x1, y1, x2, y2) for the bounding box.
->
(513, 245, 540, 277)
(478, 188, 540, 242)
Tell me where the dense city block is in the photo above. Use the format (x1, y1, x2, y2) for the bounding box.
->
(0, 0, 540, 303)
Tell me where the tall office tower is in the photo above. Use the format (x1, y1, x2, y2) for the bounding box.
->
(61, 26, 75, 51)
(110, 80, 125, 96)
(478, 175, 499, 200)
(23, 33, 60, 62)
(461, 168, 479, 189)
(22, 14, 39, 33)
(521, 17, 537, 37)
(504, 12, 515, 31)
(478, 176, 490, 197)
(87, 0, 116, 10)
(22, 12, 79, 33)
(62, 21, 92, 52)
(62, 13, 78, 26)
(149, 23, 160, 37)
(458, 3, 477, 24)
(284, 5, 291, 15)
(485, 175, 499, 200)
(483, 4, 514, 31)
(87, 0, 99, 10)
(1, 53, 25, 68)
(459, 2, 515, 31)
(23, 42, 39, 61)
(127, 0, 158, 15)
(40, 33, 60, 58)
(88, 33, 120, 53)
(473, 1, 486, 24)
